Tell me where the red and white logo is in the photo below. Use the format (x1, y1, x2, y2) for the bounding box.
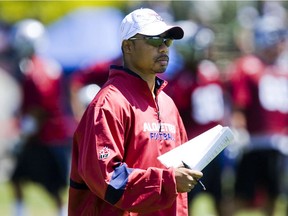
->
(99, 146, 110, 160)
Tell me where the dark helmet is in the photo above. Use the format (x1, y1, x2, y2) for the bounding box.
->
(174, 20, 215, 60)
(10, 19, 47, 58)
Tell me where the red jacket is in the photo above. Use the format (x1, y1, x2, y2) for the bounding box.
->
(228, 55, 288, 135)
(68, 65, 188, 216)
(21, 55, 74, 144)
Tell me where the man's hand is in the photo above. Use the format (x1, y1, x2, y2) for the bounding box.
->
(174, 167, 203, 193)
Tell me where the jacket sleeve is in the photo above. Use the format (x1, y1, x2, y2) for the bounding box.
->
(76, 104, 178, 213)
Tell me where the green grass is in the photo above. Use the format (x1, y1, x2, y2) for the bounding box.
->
(190, 193, 287, 216)
(0, 181, 287, 216)
(0, 181, 67, 216)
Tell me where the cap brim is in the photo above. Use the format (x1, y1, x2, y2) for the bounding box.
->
(138, 24, 184, 39)
(166, 26, 184, 39)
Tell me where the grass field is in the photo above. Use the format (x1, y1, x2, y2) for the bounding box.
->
(0, 181, 67, 216)
(0, 181, 287, 216)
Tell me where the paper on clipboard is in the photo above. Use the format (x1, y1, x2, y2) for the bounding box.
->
(157, 124, 234, 171)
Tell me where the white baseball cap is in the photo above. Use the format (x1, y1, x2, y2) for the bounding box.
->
(120, 8, 184, 42)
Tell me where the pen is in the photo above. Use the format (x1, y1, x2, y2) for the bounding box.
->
(181, 161, 206, 191)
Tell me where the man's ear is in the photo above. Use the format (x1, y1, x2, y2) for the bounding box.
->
(122, 40, 133, 53)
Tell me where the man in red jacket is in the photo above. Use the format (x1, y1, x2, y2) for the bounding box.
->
(9, 19, 74, 216)
(228, 15, 288, 215)
(68, 8, 203, 216)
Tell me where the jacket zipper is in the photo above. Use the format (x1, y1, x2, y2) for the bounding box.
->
(155, 96, 162, 132)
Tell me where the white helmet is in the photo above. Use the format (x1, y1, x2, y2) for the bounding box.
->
(253, 15, 287, 50)
(10, 19, 46, 57)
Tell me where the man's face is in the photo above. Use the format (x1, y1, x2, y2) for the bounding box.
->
(127, 33, 172, 75)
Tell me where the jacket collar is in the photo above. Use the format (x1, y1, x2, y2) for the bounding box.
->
(110, 65, 167, 95)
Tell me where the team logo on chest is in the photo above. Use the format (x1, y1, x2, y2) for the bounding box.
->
(143, 122, 176, 141)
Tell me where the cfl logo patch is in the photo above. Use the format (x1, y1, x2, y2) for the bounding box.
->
(99, 147, 110, 160)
